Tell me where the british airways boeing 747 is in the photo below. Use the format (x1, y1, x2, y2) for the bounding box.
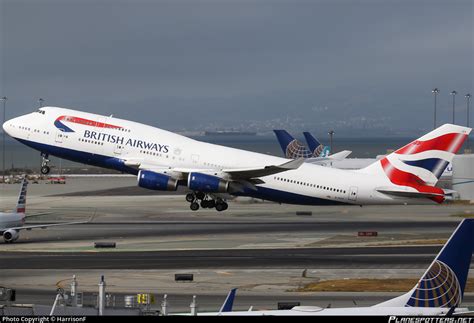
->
(3, 107, 471, 211)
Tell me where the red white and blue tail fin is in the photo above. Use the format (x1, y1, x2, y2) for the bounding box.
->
(360, 124, 471, 203)
(15, 177, 28, 214)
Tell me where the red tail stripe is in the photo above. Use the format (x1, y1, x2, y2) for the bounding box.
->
(57, 116, 123, 129)
(381, 158, 445, 204)
(395, 133, 466, 155)
(16, 208, 26, 213)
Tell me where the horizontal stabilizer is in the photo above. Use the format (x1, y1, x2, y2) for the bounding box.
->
(304, 150, 351, 164)
(376, 187, 445, 199)
(328, 150, 352, 160)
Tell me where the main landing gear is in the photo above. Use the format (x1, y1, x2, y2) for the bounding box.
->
(186, 192, 228, 212)
(40, 153, 51, 175)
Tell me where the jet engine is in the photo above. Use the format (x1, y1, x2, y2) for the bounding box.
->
(188, 172, 229, 193)
(3, 229, 19, 243)
(138, 170, 178, 191)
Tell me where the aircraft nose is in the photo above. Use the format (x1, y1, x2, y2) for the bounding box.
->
(2, 117, 17, 137)
(2, 119, 11, 135)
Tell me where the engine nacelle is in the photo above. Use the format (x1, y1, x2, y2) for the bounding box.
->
(138, 170, 178, 191)
(188, 172, 229, 193)
(3, 229, 19, 243)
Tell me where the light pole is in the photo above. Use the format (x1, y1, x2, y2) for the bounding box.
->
(1, 96, 6, 184)
(38, 98, 44, 108)
(450, 90, 457, 124)
(466, 93, 471, 150)
(432, 88, 440, 129)
(328, 130, 335, 153)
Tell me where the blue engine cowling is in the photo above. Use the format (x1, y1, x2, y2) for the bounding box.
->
(188, 172, 229, 193)
(138, 170, 178, 191)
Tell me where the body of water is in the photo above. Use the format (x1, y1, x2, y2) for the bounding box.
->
(0, 134, 470, 171)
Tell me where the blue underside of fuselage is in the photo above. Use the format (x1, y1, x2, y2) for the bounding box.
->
(16, 138, 350, 206)
(16, 138, 139, 175)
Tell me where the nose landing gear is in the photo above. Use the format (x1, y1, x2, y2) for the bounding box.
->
(186, 192, 228, 212)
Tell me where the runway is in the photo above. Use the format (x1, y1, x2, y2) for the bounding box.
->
(6, 220, 458, 244)
(0, 246, 443, 269)
(1, 178, 473, 311)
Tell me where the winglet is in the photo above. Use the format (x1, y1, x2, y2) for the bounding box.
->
(88, 209, 98, 223)
(219, 288, 237, 313)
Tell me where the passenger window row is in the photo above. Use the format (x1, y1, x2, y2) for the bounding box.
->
(273, 176, 347, 194)
(140, 150, 163, 157)
(79, 138, 104, 146)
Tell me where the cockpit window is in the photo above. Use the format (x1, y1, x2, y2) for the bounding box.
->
(36, 109, 46, 115)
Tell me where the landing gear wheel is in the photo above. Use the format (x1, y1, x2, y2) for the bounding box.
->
(208, 200, 216, 208)
(222, 202, 228, 211)
(185, 193, 195, 203)
(196, 191, 205, 200)
(41, 165, 51, 175)
(201, 200, 209, 208)
(215, 203, 225, 212)
(190, 202, 200, 211)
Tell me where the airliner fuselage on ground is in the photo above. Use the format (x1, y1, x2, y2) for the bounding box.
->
(3, 107, 471, 211)
(0, 177, 88, 242)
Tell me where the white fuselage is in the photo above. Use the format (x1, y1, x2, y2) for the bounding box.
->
(3, 107, 426, 206)
(198, 306, 466, 316)
(0, 212, 25, 232)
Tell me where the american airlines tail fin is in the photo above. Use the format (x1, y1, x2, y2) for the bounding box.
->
(303, 132, 329, 157)
(359, 124, 471, 203)
(15, 177, 28, 214)
(375, 219, 474, 308)
(273, 130, 312, 159)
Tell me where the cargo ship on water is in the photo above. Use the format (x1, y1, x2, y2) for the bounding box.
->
(204, 130, 257, 136)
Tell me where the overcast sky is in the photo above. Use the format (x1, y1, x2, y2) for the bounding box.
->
(1, 0, 472, 135)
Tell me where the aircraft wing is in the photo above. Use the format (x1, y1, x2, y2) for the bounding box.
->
(304, 150, 352, 164)
(25, 212, 54, 219)
(221, 158, 305, 179)
(137, 158, 305, 180)
(7, 220, 89, 231)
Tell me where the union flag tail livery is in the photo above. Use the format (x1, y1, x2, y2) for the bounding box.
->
(361, 124, 471, 204)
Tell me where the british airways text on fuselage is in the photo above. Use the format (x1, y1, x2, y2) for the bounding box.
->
(83, 129, 170, 153)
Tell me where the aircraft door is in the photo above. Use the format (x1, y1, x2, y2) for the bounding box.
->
(191, 154, 200, 164)
(348, 186, 358, 202)
(114, 143, 124, 155)
(55, 132, 64, 144)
